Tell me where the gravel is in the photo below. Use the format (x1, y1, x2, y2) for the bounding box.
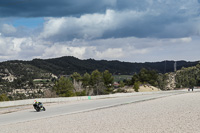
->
(1, 92, 200, 133)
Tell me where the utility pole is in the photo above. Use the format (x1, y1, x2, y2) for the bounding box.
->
(174, 61, 177, 72)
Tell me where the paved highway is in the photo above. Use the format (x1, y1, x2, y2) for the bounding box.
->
(0, 90, 190, 126)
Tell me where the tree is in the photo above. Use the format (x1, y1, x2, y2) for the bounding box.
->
(82, 73, 91, 88)
(175, 63, 200, 88)
(90, 70, 104, 95)
(132, 68, 158, 87)
(139, 68, 149, 82)
(90, 70, 102, 86)
(71, 72, 82, 92)
(157, 73, 168, 90)
(71, 72, 82, 82)
(134, 81, 141, 92)
(103, 70, 114, 88)
(53, 76, 75, 97)
(119, 80, 125, 88)
(190, 78, 196, 87)
(132, 73, 139, 85)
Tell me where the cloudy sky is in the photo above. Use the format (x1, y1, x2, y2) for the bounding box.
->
(0, 0, 200, 62)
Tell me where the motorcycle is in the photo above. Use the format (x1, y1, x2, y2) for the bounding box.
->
(33, 102, 46, 112)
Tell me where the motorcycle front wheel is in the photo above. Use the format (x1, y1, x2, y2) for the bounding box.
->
(36, 107, 40, 112)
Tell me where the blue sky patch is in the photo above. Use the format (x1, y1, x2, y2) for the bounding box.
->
(13, 17, 44, 28)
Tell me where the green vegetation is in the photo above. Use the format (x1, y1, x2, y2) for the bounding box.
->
(131, 68, 158, 86)
(175, 63, 200, 88)
(134, 81, 141, 92)
(71, 72, 82, 82)
(0, 94, 9, 101)
(119, 80, 125, 88)
(53, 76, 75, 97)
(113, 75, 132, 82)
(103, 70, 114, 88)
(16, 56, 199, 75)
(53, 70, 114, 96)
(90, 70, 103, 95)
(0, 56, 200, 101)
(82, 73, 90, 88)
(157, 73, 168, 90)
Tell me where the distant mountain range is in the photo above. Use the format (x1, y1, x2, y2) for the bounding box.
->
(0, 56, 199, 76)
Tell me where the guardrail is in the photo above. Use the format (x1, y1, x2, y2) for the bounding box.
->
(0, 90, 188, 108)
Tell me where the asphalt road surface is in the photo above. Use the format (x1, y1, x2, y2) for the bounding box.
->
(0, 90, 189, 126)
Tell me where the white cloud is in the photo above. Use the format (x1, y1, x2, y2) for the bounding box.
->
(39, 0, 200, 41)
(40, 8, 163, 40)
(1, 24, 16, 35)
(41, 44, 87, 59)
(170, 37, 192, 43)
(0, 34, 200, 62)
(40, 10, 117, 40)
(95, 48, 124, 59)
(0, 36, 21, 58)
(0, 36, 46, 61)
(1, 0, 200, 62)
(39, 9, 158, 41)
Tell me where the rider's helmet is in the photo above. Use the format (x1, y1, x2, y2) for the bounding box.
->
(33, 100, 37, 104)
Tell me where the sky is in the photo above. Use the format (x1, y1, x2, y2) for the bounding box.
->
(0, 0, 200, 62)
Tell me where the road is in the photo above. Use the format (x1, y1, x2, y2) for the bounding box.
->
(0, 90, 190, 126)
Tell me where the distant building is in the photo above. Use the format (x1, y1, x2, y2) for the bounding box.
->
(113, 82, 120, 88)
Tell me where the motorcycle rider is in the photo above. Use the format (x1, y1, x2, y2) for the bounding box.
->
(33, 100, 43, 109)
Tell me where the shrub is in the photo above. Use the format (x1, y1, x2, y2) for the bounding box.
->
(134, 81, 141, 92)
(0, 94, 9, 101)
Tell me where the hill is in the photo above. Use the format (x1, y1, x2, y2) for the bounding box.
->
(0, 56, 199, 100)
(0, 56, 199, 76)
(25, 56, 199, 75)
